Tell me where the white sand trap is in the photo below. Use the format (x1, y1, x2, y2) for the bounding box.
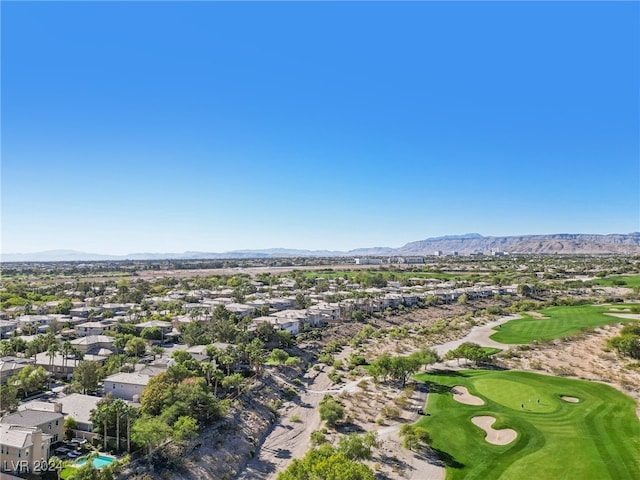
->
(527, 311, 550, 319)
(561, 396, 579, 403)
(604, 313, 640, 320)
(452, 386, 484, 405)
(471, 416, 517, 445)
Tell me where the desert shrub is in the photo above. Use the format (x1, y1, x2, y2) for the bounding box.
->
(285, 356, 301, 366)
(283, 387, 297, 400)
(328, 369, 343, 383)
(318, 352, 334, 364)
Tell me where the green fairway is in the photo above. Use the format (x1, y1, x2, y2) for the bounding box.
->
(298, 270, 478, 282)
(415, 370, 640, 480)
(490, 305, 640, 344)
(593, 275, 640, 288)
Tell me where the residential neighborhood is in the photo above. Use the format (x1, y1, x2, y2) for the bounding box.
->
(1, 254, 639, 480)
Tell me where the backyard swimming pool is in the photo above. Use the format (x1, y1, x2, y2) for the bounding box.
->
(76, 455, 115, 469)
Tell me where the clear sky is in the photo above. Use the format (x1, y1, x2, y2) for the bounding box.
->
(2, 1, 639, 254)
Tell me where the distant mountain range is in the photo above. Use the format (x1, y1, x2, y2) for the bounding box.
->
(3, 233, 640, 262)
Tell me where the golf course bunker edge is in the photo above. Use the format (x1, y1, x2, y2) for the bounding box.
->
(452, 385, 485, 405)
(561, 395, 580, 403)
(471, 416, 517, 445)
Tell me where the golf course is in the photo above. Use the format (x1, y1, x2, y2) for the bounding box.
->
(489, 304, 640, 344)
(415, 370, 640, 480)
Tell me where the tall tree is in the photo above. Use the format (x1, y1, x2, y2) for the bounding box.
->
(131, 415, 172, 456)
(125, 337, 147, 357)
(277, 443, 375, 480)
(46, 343, 59, 383)
(61, 340, 72, 370)
(337, 432, 378, 461)
(0, 383, 19, 412)
(319, 395, 344, 428)
(15, 365, 48, 398)
(73, 361, 101, 394)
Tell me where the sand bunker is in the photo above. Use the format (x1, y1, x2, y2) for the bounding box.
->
(527, 311, 550, 319)
(452, 386, 484, 405)
(561, 396, 579, 403)
(471, 416, 517, 445)
(604, 313, 640, 320)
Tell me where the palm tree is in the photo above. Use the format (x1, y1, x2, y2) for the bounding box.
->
(26, 343, 38, 363)
(150, 345, 163, 360)
(202, 360, 216, 387)
(61, 341, 72, 371)
(46, 343, 59, 386)
(123, 404, 138, 453)
(71, 347, 84, 363)
(31, 335, 45, 359)
(212, 369, 224, 397)
(42, 331, 56, 349)
(112, 399, 127, 453)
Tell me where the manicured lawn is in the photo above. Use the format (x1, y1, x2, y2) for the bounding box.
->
(299, 270, 477, 281)
(593, 275, 640, 288)
(415, 370, 640, 480)
(60, 466, 76, 479)
(489, 305, 640, 344)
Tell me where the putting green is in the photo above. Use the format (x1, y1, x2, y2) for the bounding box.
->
(473, 377, 556, 413)
(490, 305, 640, 344)
(415, 370, 640, 480)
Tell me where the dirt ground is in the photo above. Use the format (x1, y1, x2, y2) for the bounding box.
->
(335, 375, 446, 480)
(236, 338, 447, 480)
(236, 364, 337, 480)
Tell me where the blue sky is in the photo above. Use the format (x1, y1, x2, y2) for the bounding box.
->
(2, 1, 639, 254)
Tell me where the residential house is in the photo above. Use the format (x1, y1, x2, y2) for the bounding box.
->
(308, 303, 341, 322)
(134, 321, 173, 343)
(53, 394, 102, 441)
(381, 293, 404, 309)
(245, 299, 271, 312)
(0, 357, 32, 385)
(35, 352, 106, 379)
(0, 406, 64, 446)
(70, 335, 115, 355)
(68, 307, 102, 319)
(103, 372, 151, 401)
(0, 321, 18, 339)
(252, 316, 299, 336)
(0, 424, 51, 475)
(16, 316, 51, 335)
(74, 320, 115, 337)
(100, 304, 132, 315)
(224, 303, 256, 318)
(402, 293, 419, 306)
(185, 345, 210, 362)
(265, 297, 294, 311)
(182, 303, 208, 313)
(269, 309, 324, 331)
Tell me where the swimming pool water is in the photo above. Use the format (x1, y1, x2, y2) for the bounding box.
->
(76, 455, 115, 469)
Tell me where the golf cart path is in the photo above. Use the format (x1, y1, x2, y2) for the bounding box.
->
(237, 313, 522, 479)
(432, 314, 520, 356)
